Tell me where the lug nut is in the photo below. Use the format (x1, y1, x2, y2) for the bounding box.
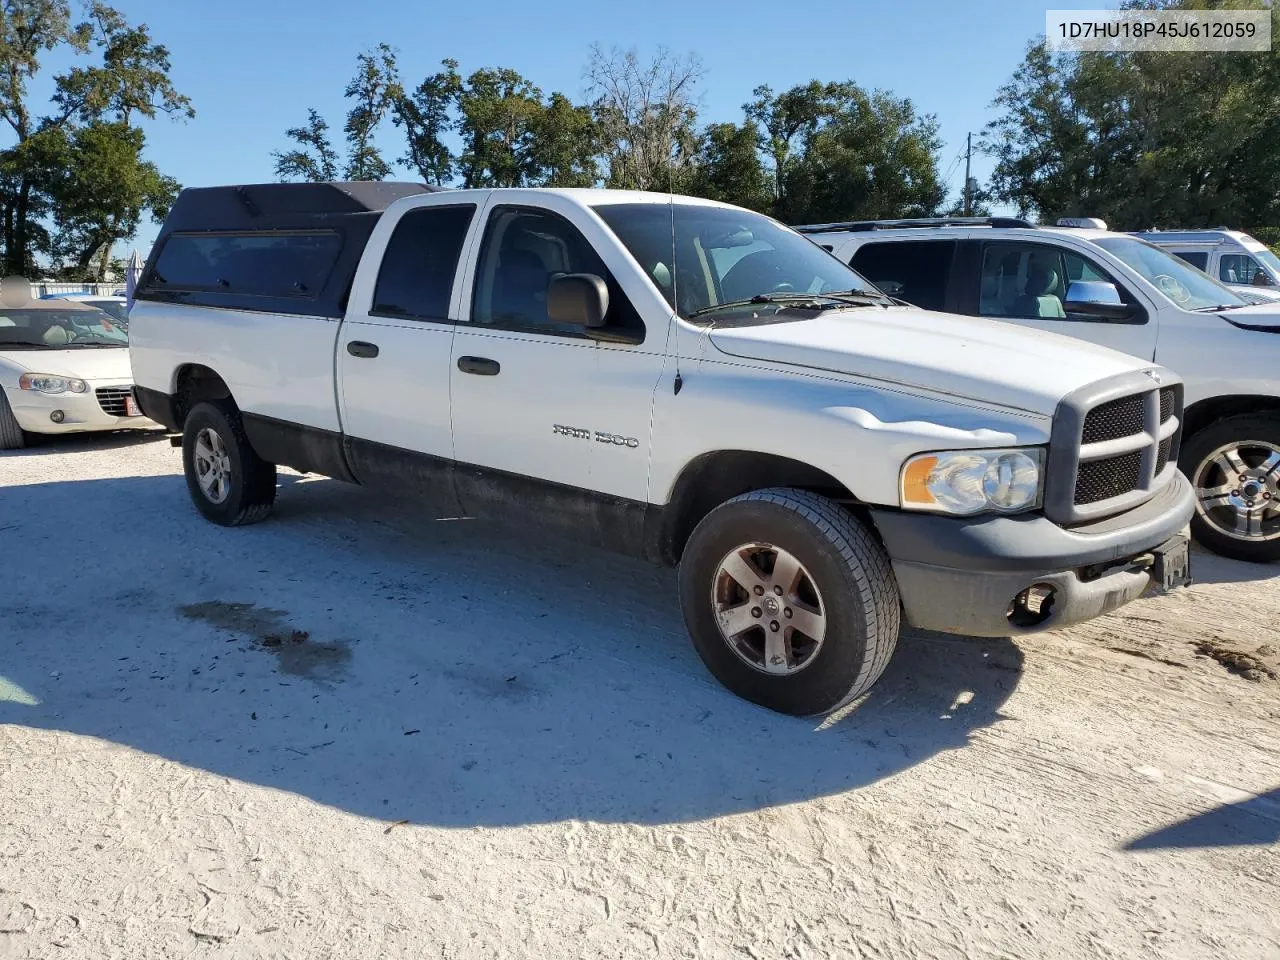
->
(751, 607, 761, 619)
(753, 585, 764, 596)
(784, 608, 792, 619)
(773, 585, 783, 596)
(769, 621, 779, 632)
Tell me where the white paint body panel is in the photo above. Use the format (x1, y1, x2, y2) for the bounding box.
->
(828, 226, 1280, 416)
(128, 189, 1160, 509)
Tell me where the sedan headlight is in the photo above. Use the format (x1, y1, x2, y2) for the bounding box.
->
(18, 373, 89, 395)
(900, 448, 1045, 516)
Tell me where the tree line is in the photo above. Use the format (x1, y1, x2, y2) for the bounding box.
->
(1, 0, 1277, 282)
(272, 44, 947, 227)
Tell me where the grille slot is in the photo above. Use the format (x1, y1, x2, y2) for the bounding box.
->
(1159, 388, 1175, 423)
(1156, 437, 1172, 475)
(1082, 394, 1145, 443)
(1075, 451, 1144, 505)
(95, 387, 132, 417)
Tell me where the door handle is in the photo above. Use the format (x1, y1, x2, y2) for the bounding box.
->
(347, 341, 379, 359)
(457, 356, 500, 376)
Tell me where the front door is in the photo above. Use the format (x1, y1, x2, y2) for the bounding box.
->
(974, 240, 1159, 360)
(449, 202, 667, 515)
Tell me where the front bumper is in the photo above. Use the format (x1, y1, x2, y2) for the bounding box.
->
(5, 382, 158, 436)
(869, 472, 1195, 637)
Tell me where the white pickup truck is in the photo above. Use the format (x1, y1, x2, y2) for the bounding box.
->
(129, 183, 1194, 715)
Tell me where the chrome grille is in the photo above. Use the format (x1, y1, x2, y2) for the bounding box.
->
(1045, 373, 1184, 524)
(95, 386, 133, 417)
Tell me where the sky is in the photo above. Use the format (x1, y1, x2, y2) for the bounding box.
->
(30, 0, 1118, 257)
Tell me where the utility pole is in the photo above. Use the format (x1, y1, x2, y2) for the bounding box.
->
(963, 132, 973, 217)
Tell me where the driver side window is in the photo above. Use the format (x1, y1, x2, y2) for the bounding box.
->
(979, 243, 1124, 322)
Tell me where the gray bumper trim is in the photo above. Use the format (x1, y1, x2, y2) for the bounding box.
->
(869, 472, 1194, 638)
(869, 471, 1194, 574)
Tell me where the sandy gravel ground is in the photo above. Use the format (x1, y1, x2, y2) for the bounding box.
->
(2, 433, 1278, 960)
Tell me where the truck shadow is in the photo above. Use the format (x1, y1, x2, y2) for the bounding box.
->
(1, 470, 1025, 827)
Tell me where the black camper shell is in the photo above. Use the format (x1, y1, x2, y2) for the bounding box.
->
(135, 181, 441, 318)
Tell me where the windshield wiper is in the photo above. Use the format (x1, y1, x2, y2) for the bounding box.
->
(691, 290, 888, 317)
(1194, 304, 1246, 313)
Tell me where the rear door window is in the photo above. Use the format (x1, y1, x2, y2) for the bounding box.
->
(1173, 251, 1208, 271)
(372, 205, 476, 321)
(147, 232, 342, 299)
(850, 240, 955, 311)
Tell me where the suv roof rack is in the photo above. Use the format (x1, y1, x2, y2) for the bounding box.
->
(794, 216, 1036, 234)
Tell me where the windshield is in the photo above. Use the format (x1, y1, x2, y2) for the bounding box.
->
(1254, 247, 1280, 278)
(593, 202, 881, 321)
(0, 307, 129, 348)
(85, 299, 129, 325)
(1094, 237, 1247, 310)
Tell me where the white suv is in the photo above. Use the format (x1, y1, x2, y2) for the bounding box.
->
(800, 216, 1280, 564)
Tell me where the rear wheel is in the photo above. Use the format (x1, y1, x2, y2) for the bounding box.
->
(678, 488, 901, 716)
(1181, 414, 1280, 564)
(0, 391, 24, 449)
(181, 401, 276, 526)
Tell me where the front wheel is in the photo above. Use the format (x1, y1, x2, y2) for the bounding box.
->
(678, 488, 901, 716)
(181, 401, 277, 526)
(1180, 414, 1280, 564)
(0, 390, 25, 449)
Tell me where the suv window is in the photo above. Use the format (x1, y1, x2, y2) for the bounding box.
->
(146, 231, 342, 299)
(372, 205, 475, 320)
(1220, 253, 1264, 285)
(979, 242, 1121, 320)
(1173, 251, 1209, 271)
(850, 241, 954, 311)
(471, 206, 643, 338)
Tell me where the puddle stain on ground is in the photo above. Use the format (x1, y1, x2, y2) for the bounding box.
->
(178, 601, 352, 680)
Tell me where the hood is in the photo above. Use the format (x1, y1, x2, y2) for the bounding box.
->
(0, 346, 133, 382)
(1226, 284, 1280, 304)
(1215, 302, 1280, 333)
(706, 307, 1149, 416)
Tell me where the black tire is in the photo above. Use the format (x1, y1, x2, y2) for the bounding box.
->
(1180, 414, 1280, 564)
(0, 391, 25, 450)
(181, 401, 277, 526)
(678, 488, 901, 716)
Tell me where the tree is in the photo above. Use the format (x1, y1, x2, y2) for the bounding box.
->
(28, 121, 178, 279)
(0, 0, 190, 276)
(585, 45, 701, 190)
(529, 92, 597, 187)
(983, 1, 1280, 229)
(343, 43, 398, 181)
(683, 121, 771, 211)
(393, 59, 461, 186)
(273, 108, 339, 182)
(745, 81, 851, 207)
(454, 66, 543, 188)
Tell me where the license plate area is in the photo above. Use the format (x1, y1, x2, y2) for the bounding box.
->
(1151, 535, 1192, 592)
(124, 395, 141, 417)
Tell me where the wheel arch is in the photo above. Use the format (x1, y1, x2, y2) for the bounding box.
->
(172, 364, 235, 426)
(653, 450, 874, 566)
(1183, 394, 1280, 440)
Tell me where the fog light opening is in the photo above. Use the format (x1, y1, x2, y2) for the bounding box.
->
(49, 410, 64, 423)
(1007, 583, 1056, 628)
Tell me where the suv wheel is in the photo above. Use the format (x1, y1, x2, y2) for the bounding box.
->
(678, 488, 901, 716)
(1180, 414, 1280, 564)
(181, 401, 277, 526)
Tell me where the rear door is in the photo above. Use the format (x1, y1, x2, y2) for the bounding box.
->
(849, 239, 959, 312)
(337, 199, 478, 472)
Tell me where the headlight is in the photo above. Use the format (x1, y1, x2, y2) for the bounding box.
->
(900, 448, 1044, 516)
(18, 374, 89, 395)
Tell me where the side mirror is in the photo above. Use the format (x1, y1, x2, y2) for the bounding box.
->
(548, 273, 609, 328)
(1252, 272, 1275, 287)
(1063, 280, 1133, 321)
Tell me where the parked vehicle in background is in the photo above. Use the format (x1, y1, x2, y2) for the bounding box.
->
(41, 292, 130, 328)
(799, 216, 1280, 563)
(1131, 228, 1280, 298)
(126, 182, 1195, 715)
(0, 280, 154, 449)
